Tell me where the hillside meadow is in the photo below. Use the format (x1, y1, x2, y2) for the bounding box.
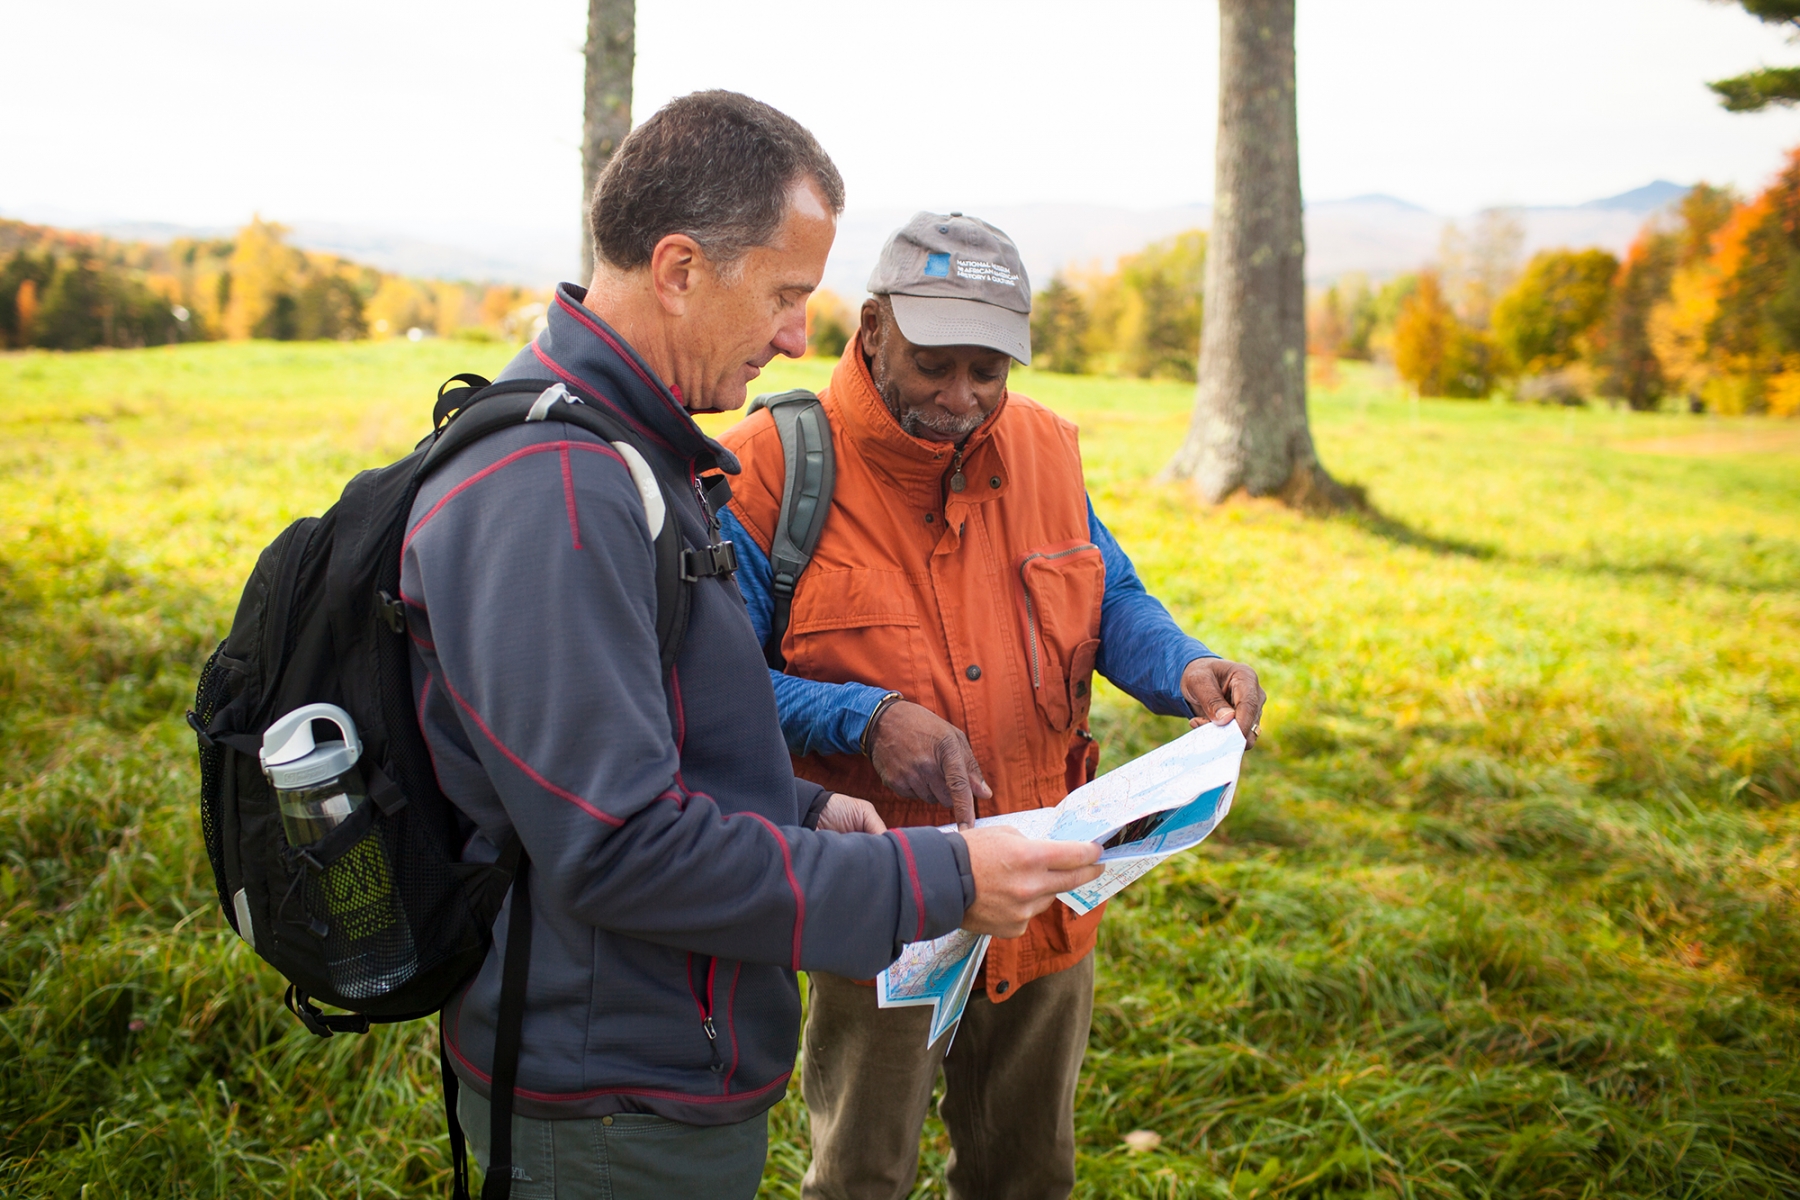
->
(1, 339, 1797, 1198)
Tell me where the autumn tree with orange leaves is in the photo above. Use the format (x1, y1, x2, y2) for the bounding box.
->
(1649, 154, 1800, 415)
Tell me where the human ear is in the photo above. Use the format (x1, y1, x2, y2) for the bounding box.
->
(859, 298, 883, 352)
(648, 234, 704, 315)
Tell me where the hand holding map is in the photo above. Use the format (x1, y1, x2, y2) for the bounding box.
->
(875, 720, 1246, 1046)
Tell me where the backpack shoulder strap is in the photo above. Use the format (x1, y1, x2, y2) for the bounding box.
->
(421, 378, 691, 672)
(744, 389, 835, 670)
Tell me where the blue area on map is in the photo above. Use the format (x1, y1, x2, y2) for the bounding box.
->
(1098, 782, 1231, 862)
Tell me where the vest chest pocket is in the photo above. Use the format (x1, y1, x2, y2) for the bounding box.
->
(1017, 543, 1104, 732)
(785, 568, 924, 698)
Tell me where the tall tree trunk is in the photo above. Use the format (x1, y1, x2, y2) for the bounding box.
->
(1163, 0, 1352, 510)
(581, 0, 635, 281)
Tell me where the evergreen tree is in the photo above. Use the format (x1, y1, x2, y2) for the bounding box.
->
(1709, 2, 1800, 110)
(1118, 232, 1206, 380)
(294, 275, 368, 341)
(35, 258, 107, 350)
(1030, 277, 1091, 375)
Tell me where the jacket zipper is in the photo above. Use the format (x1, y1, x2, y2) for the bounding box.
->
(691, 954, 724, 1074)
(1018, 544, 1099, 689)
(689, 468, 719, 539)
(947, 445, 967, 494)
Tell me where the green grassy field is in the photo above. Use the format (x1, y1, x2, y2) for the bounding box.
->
(2, 339, 1797, 1198)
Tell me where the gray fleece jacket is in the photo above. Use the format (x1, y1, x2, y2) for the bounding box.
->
(405, 285, 972, 1124)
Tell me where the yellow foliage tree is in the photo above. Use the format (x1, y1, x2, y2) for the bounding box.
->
(1394, 272, 1453, 395)
(1648, 251, 1723, 405)
(223, 217, 303, 340)
(366, 277, 435, 339)
(434, 282, 469, 337)
(1393, 270, 1499, 398)
(1055, 231, 1206, 380)
(806, 289, 852, 358)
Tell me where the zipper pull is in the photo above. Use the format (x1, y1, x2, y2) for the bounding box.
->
(949, 447, 966, 493)
(690, 475, 721, 536)
(702, 1016, 723, 1073)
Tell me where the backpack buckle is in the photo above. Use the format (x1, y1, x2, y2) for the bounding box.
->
(377, 591, 407, 634)
(285, 984, 371, 1038)
(681, 541, 739, 582)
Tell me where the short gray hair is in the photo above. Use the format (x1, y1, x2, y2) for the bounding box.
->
(589, 91, 845, 272)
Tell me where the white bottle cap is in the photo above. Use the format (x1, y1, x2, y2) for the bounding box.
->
(260, 703, 362, 790)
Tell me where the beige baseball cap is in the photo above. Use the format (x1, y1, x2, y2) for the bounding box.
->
(867, 212, 1032, 365)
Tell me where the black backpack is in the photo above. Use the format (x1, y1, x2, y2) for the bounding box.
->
(744, 389, 835, 669)
(187, 374, 702, 1199)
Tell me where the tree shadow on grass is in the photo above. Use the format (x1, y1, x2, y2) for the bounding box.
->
(1330, 497, 1799, 595)
(1337, 507, 1497, 560)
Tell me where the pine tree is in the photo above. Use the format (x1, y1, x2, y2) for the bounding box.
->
(1709, 2, 1800, 111)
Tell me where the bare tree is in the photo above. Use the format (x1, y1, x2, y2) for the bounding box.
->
(1164, 0, 1351, 509)
(1437, 207, 1525, 329)
(581, 0, 635, 279)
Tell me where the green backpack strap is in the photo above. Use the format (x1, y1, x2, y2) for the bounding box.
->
(745, 389, 835, 670)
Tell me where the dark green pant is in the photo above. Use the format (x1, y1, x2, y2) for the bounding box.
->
(457, 1088, 768, 1200)
(801, 952, 1095, 1200)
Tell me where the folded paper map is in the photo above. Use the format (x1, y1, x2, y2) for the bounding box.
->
(875, 720, 1246, 1047)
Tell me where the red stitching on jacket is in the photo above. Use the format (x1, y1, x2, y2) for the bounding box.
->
(724, 961, 743, 1093)
(442, 1029, 790, 1105)
(402, 440, 624, 553)
(670, 665, 687, 753)
(735, 811, 806, 970)
(892, 829, 926, 943)
(554, 291, 691, 427)
(530, 342, 673, 453)
(559, 446, 583, 549)
(433, 668, 624, 828)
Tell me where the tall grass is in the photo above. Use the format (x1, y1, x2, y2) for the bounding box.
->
(1, 341, 1795, 1197)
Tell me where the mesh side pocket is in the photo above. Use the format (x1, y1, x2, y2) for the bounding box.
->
(370, 606, 486, 975)
(379, 803, 480, 980)
(304, 827, 419, 1002)
(193, 641, 236, 916)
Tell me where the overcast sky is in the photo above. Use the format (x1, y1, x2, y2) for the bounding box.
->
(7, 0, 1800, 242)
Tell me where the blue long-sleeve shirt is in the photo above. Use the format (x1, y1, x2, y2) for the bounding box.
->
(720, 496, 1217, 758)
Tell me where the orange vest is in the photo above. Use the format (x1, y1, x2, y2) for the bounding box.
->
(720, 336, 1105, 1001)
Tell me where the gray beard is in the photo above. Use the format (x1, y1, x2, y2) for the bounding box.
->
(878, 376, 987, 440)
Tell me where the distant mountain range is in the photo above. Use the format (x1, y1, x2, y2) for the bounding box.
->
(3, 181, 1690, 295)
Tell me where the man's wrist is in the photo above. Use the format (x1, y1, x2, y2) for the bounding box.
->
(860, 691, 905, 756)
(944, 830, 975, 909)
(1178, 653, 1221, 717)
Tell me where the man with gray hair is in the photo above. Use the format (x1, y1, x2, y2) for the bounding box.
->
(721, 212, 1264, 1198)
(405, 94, 1101, 1198)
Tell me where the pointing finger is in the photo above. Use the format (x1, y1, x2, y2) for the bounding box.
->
(938, 737, 978, 828)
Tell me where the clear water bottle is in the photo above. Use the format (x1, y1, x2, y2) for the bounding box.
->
(260, 704, 418, 1000)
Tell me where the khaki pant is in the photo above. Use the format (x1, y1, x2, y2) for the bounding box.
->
(800, 952, 1094, 1200)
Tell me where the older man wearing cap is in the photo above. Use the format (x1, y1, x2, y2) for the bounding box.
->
(717, 213, 1264, 1200)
